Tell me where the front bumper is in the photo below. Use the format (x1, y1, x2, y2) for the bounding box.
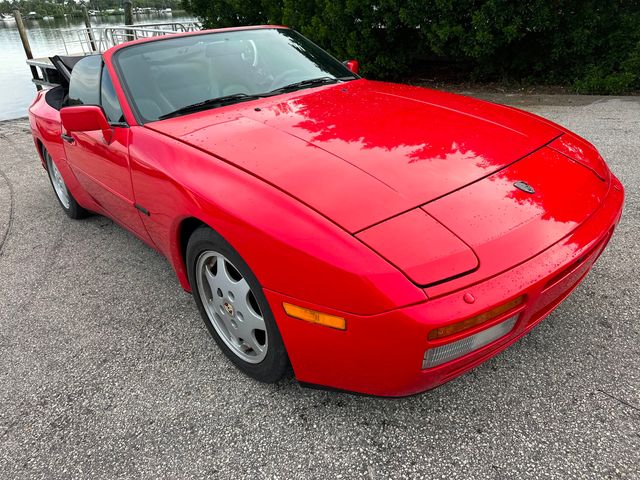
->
(266, 175, 624, 397)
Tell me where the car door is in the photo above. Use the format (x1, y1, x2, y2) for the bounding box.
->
(61, 55, 151, 242)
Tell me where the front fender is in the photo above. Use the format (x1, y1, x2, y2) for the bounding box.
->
(128, 126, 427, 316)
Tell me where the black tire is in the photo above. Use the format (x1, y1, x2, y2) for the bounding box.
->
(43, 147, 90, 219)
(186, 225, 290, 383)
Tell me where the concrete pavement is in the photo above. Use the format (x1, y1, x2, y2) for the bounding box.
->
(0, 95, 638, 479)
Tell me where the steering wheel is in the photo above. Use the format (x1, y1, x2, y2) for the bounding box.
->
(240, 39, 258, 67)
(269, 69, 303, 91)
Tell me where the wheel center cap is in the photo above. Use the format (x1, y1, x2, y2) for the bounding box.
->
(223, 302, 234, 316)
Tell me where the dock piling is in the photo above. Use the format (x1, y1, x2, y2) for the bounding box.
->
(13, 9, 42, 91)
(124, 0, 133, 25)
(124, 0, 134, 41)
(82, 6, 97, 52)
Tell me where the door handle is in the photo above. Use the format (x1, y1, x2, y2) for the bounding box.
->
(61, 133, 74, 144)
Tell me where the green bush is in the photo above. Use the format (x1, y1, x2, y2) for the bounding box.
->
(182, 0, 640, 93)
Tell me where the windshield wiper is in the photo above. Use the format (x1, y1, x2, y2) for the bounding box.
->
(158, 77, 355, 119)
(267, 76, 342, 95)
(158, 93, 261, 120)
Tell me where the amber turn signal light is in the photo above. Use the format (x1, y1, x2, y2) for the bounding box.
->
(428, 295, 524, 340)
(283, 303, 346, 330)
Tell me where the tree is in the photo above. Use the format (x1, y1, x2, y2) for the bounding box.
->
(182, 0, 640, 93)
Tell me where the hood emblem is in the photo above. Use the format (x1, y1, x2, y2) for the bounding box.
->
(514, 181, 535, 194)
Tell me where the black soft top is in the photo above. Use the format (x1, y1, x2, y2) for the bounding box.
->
(49, 54, 98, 87)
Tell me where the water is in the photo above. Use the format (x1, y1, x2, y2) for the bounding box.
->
(0, 13, 196, 120)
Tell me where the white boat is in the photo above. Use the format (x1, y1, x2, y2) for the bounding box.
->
(0, 13, 15, 22)
(160, 8, 172, 13)
(42, 15, 54, 20)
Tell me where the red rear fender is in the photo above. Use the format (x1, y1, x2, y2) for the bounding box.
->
(29, 90, 99, 212)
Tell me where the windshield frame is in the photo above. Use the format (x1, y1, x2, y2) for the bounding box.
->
(111, 27, 359, 125)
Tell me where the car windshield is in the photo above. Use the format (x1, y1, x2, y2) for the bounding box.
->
(114, 28, 358, 122)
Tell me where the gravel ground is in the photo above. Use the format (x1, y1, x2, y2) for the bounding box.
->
(0, 94, 638, 479)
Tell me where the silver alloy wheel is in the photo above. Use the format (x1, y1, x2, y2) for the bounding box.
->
(45, 151, 70, 209)
(196, 250, 268, 363)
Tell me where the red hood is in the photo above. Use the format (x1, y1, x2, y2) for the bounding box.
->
(147, 80, 561, 232)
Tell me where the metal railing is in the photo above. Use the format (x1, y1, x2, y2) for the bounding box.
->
(25, 22, 202, 87)
(59, 22, 202, 55)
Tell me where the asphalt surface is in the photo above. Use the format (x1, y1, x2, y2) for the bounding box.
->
(0, 95, 638, 479)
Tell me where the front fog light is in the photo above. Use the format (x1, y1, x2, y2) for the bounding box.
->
(422, 315, 518, 369)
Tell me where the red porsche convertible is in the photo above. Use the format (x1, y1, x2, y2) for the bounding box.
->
(28, 26, 624, 396)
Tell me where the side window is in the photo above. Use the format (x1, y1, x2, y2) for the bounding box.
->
(67, 55, 101, 106)
(100, 67, 125, 124)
